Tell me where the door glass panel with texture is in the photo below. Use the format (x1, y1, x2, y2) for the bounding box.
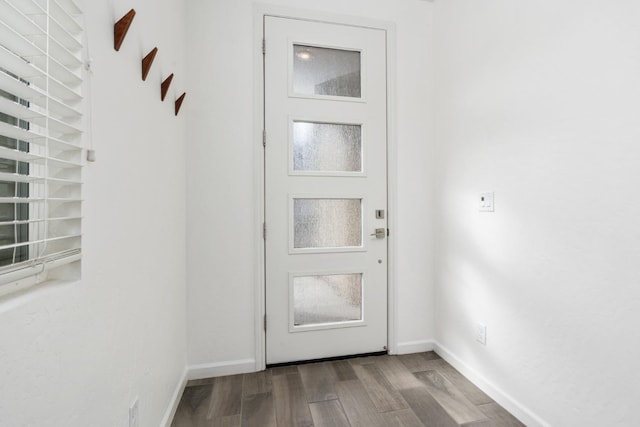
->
(293, 198, 362, 250)
(292, 273, 363, 328)
(292, 45, 361, 98)
(292, 121, 362, 173)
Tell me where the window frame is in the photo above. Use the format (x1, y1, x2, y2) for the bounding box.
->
(0, 0, 84, 296)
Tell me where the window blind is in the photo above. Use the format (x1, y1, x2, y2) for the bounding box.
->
(0, 0, 83, 289)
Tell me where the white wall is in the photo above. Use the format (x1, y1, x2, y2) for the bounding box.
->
(0, 1, 188, 426)
(185, 0, 436, 368)
(434, 1, 640, 426)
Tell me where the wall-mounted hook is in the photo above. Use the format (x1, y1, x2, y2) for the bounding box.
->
(161, 74, 174, 101)
(175, 93, 186, 116)
(142, 47, 158, 81)
(114, 9, 136, 51)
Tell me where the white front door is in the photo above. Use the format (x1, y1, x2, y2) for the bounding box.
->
(264, 16, 388, 364)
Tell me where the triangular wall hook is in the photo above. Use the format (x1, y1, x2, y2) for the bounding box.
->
(175, 93, 186, 116)
(161, 74, 174, 101)
(142, 47, 158, 81)
(114, 9, 136, 51)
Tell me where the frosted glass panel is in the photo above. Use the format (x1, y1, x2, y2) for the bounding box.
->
(293, 121, 362, 172)
(293, 198, 362, 249)
(293, 45, 361, 98)
(293, 274, 363, 326)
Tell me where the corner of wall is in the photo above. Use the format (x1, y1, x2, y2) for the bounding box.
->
(160, 366, 189, 427)
(396, 340, 436, 355)
(188, 359, 257, 381)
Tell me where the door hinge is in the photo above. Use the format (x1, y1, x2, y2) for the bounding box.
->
(262, 129, 266, 147)
(263, 222, 267, 240)
(262, 38, 266, 55)
(387, 228, 390, 237)
(264, 314, 267, 331)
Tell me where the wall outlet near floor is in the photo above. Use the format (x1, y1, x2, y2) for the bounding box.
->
(479, 192, 495, 212)
(129, 398, 139, 427)
(475, 323, 487, 345)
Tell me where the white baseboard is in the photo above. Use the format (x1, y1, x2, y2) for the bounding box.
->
(160, 366, 188, 427)
(434, 342, 551, 427)
(188, 358, 256, 380)
(395, 339, 436, 355)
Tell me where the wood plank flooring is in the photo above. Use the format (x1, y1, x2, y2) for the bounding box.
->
(171, 352, 525, 427)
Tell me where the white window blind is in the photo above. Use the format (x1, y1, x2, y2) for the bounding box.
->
(0, 0, 83, 290)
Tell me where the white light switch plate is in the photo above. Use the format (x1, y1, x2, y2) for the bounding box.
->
(479, 192, 494, 212)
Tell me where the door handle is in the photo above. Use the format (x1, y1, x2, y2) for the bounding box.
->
(370, 228, 386, 239)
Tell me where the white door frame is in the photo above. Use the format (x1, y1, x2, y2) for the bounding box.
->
(252, 4, 398, 371)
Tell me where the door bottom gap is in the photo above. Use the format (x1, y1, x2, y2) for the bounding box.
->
(267, 351, 387, 368)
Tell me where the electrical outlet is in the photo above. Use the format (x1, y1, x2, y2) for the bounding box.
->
(475, 323, 487, 345)
(129, 398, 139, 427)
(479, 192, 495, 212)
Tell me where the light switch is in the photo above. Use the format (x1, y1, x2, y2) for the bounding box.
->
(479, 192, 494, 212)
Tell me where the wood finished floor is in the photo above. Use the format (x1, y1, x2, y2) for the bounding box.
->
(170, 352, 525, 427)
